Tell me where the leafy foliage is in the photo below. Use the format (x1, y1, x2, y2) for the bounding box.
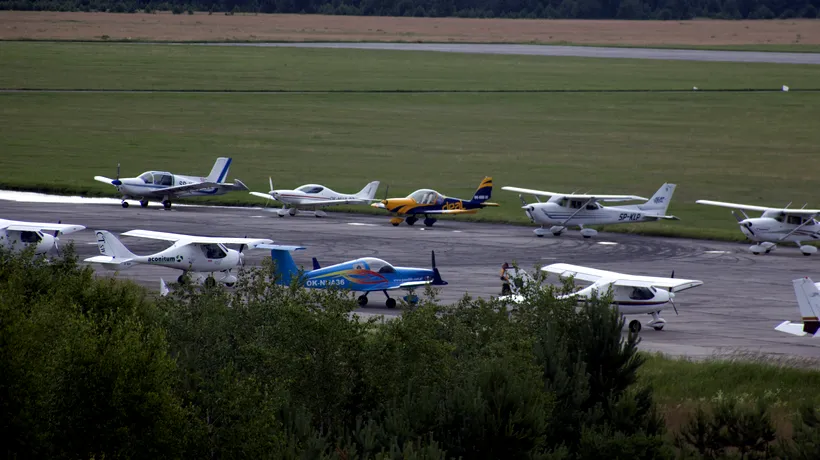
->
(1, 0, 819, 19)
(1, 248, 818, 458)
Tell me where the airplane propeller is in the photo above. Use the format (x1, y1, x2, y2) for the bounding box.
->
(669, 270, 679, 315)
(732, 212, 755, 236)
(111, 163, 122, 186)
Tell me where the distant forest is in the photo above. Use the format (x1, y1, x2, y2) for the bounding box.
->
(2, 0, 819, 20)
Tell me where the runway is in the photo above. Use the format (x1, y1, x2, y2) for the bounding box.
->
(212, 42, 820, 65)
(3, 195, 818, 361)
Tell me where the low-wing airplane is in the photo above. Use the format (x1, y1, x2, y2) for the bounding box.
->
(775, 277, 820, 337)
(267, 245, 447, 308)
(695, 199, 820, 256)
(0, 218, 85, 255)
(371, 177, 499, 227)
(249, 178, 380, 217)
(501, 183, 678, 238)
(500, 262, 702, 333)
(84, 229, 273, 287)
(94, 157, 249, 210)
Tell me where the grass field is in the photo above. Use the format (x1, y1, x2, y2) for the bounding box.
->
(2, 42, 820, 240)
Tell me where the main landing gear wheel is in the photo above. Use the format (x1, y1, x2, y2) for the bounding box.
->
(121, 201, 129, 208)
(177, 274, 186, 284)
(405, 216, 418, 226)
(140, 199, 149, 208)
(628, 320, 642, 333)
(357, 295, 369, 307)
(386, 298, 397, 309)
(162, 200, 172, 210)
(653, 325, 664, 331)
(423, 217, 437, 227)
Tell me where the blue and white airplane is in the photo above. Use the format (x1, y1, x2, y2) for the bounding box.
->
(267, 246, 447, 308)
(94, 157, 248, 210)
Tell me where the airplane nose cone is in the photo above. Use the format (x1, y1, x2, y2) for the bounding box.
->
(112, 179, 122, 186)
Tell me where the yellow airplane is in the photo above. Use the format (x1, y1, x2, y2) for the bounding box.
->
(371, 177, 499, 227)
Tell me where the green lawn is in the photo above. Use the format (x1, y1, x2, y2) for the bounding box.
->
(2, 42, 820, 240)
(3, 42, 820, 91)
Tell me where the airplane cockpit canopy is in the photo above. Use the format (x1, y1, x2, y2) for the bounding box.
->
(408, 189, 441, 205)
(199, 243, 228, 259)
(628, 286, 656, 300)
(297, 185, 325, 194)
(139, 171, 174, 186)
(19, 231, 43, 243)
(359, 257, 396, 274)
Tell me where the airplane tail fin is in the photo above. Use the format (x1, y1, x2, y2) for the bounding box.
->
(355, 181, 380, 200)
(266, 245, 306, 285)
(95, 230, 137, 260)
(791, 277, 820, 335)
(639, 183, 676, 213)
(471, 177, 493, 203)
(312, 257, 321, 270)
(206, 157, 233, 183)
(431, 251, 447, 286)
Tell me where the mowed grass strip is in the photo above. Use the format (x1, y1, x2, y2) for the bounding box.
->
(3, 42, 820, 91)
(2, 91, 819, 240)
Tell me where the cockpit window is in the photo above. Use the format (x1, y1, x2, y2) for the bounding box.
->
(156, 174, 173, 186)
(360, 258, 395, 274)
(409, 189, 439, 204)
(787, 215, 804, 225)
(298, 185, 325, 194)
(585, 203, 600, 210)
(200, 243, 227, 259)
(139, 172, 154, 183)
(19, 231, 41, 243)
(629, 287, 655, 300)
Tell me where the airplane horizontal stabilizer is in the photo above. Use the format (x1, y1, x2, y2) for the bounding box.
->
(774, 321, 815, 337)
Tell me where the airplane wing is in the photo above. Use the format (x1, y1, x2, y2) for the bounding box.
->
(3, 222, 85, 235)
(695, 200, 820, 214)
(121, 229, 273, 247)
(295, 198, 373, 206)
(502, 186, 646, 202)
(542, 263, 702, 292)
(154, 179, 249, 195)
(94, 175, 117, 185)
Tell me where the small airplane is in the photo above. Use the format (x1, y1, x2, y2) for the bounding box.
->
(371, 177, 499, 227)
(695, 199, 820, 256)
(776, 277, 820, 337)
(0, 218, 85, 255)
(267, 245, 447, 308)
(249, 178, 380, 217)
(501, 183, 678, 238)
(94, 157, 249, 210)
(84, 229, 273, 287)
(500, 262, 702, 333)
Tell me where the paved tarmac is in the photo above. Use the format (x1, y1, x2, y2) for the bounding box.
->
(2, 196, 819, 361)
(217, 42, 820, 65)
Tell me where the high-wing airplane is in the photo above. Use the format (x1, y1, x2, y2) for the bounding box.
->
(695, 200, 820, 256)
(267, 245, 447, 308)
(776, 277, 820, 337)
(501, 183, 678, 238)
(0, 218, 85, 255)
(500, 262, 702, 333)
(94, 157, 248, 210)
(371, 177, 499, 227)
(84, 229, 273, 287)
(249, 178, 380, 217)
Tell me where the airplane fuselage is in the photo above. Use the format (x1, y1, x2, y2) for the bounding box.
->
(300, 259, 439, 292)
(0, 229, 55, 255)
(381, 197, 484, 216)
(571, 284, 673, 315)
(117, 173, 227, 199)
(272, 188, 359, 208)
(526, 203, 661, 227)
(95, 236, 241, 274)
(738, 217, 820, 244)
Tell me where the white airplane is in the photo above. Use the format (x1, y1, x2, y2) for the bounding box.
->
(695, 200, 820, 256)
(776, 277, 820, 337)
(500, 262, 702, 333)
(94, 157, 248, 210)
(501, 183, 678, 238)
(0, 218, 85, 255)
(249, 178, 380, 217)
(84, 229, 274, 287)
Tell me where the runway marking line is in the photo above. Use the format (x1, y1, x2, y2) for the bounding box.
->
(597, 241, 618, 245)
(348, 223, 378, 227)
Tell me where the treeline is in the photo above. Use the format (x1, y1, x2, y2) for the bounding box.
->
(2, 0, 820, 20)
(2, 246, 820, 458)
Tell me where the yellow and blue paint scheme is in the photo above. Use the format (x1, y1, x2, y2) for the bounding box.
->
(371, 177, 499, 227)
